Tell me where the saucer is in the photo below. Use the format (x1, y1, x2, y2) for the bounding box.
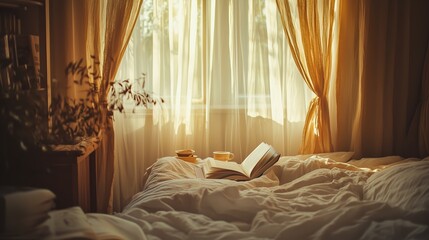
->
(176, 155, 198, 163)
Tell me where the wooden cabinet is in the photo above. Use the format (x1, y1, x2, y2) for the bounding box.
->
(1, 138, 99, 213)
(33, 138, 99, 212)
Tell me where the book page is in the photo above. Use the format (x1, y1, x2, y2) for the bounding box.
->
(207, 158, 246, 175)
(240, 142, 271, 176)
(205, 169, 248, 180)
(250, 152, 280, 178)
(252, 146, 277, 175)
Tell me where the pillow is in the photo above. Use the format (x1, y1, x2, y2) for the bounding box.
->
(364, 159, 429, 211)
(348, 155, 406, 169)
(0, 187, 56, 237)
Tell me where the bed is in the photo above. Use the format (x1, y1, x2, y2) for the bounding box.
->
(2, 153, 429, 239)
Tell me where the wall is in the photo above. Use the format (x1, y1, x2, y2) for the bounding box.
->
(49, 0, 87, 98)
(336, 0, 429, 158)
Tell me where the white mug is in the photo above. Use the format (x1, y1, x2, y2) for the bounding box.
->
(213, 151, 234, 161)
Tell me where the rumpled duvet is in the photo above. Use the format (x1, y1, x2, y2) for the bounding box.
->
(116, 155, 429, 240)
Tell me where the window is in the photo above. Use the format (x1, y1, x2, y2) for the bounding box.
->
(115, 0, 312, 123)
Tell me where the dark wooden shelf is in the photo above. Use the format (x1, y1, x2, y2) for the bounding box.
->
(0, 0, 43, 8)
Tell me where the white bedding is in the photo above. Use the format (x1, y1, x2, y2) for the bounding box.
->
(113, 155, 429, 240)
(21, 154, 428, 239)
(11, 206, 146, 240)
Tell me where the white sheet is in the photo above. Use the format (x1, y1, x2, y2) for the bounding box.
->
(22, 207, 146, 240)
(116, 155, 429, 239)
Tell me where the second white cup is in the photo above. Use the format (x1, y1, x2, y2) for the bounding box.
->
(213, 151, 234, 161)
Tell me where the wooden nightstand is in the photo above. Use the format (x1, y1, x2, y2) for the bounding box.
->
(1, 137, 99, 213)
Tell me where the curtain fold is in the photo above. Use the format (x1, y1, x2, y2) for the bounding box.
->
(276, 0, 336, 154)
(84, 0, 143, 213)
(334, 0, 361, 155)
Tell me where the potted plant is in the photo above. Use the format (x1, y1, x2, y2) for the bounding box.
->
(48, 56, 164, 144)
(0, 56, 163, 175)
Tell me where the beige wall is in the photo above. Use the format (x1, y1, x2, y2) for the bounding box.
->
(336, 0, 429, 158)
(49, 0, 87, 98)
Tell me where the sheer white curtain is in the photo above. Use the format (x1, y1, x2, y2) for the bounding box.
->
(112, 0, 313, 211)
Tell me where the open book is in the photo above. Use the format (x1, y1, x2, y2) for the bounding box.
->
(195, 142, 280, 181)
